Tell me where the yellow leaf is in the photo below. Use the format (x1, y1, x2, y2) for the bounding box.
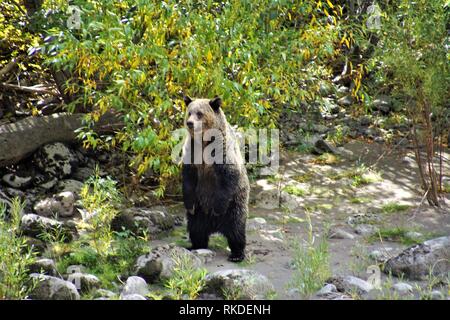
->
(206, 50, 213, 63)
(326, 0, 334, 9)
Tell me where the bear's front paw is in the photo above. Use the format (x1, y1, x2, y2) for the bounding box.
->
(228, 252, 245, 262)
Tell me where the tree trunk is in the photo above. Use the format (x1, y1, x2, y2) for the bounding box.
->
(0, 112, 123, 167)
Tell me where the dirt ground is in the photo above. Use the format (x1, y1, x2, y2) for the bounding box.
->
(155, 140, 450, 299)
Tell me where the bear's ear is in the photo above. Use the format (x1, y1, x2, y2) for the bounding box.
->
(184, 95, 193, 106)
(209, 96, 222, 112)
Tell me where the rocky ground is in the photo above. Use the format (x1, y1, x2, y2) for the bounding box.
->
(0, 133, 449, 300)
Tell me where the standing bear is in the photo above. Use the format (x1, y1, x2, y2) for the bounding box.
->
(181, 96, 249, 262)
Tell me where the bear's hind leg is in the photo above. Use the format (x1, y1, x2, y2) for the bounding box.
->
(224, 225, 246, 262)
(189, 230, 209, 250)
(187, 213, 210, 249)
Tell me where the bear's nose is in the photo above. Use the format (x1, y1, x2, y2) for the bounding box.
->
(186, 121, 194, 129)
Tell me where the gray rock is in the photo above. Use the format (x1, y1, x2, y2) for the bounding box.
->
(66, 273, 101, 293)
(315, 291, 353, 300)
(353, 224, 379, 237)
(120, 294, 146, 300)
(135, 245, 201, 283)
(203, 269, 274, 300)
(20, 214, 76, 242)
(313, 139, 337, 155)
(191, 249, 216, 264)
(57, 179, 84, 196)
(372, 95, 392, 114)
(33, 191, 75, 218)
(405, 231, 423, 242)
(94, 289, 116, 299)
(112, 207, 175, 236)
(316, 284, 338, 296)
(328, 228, 355, 240)
(328, 275, 374, 295)
(29, 274, 80, 300)
(369, 248, 395, 263)
(430, 290, 444, 300)
(29, 258, 57, 276)
(254, 189, 279, 210)
(72, 167, 95, 181)
(384, 236, 450, 280)
(33, 143, 78, 179)
(312, 124, 329, 134)
(392, 282, 413, 295)
(120, 276, 149, 297)
(247, 217, 267, 231)
(280, 190, 301, 211)
(2, 173, 32, 189)
(337, 95, 353, 106)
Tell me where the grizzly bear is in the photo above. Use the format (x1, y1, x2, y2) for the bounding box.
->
(181, 96, 249, 262)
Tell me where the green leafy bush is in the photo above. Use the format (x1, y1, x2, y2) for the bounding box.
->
(37, 0, 346, 195)
(0, 199, 36, 299)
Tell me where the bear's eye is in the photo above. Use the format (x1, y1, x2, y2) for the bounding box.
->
(196, 112, 203, 118)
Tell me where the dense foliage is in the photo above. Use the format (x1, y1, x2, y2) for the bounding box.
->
(31, 0, 347, 195)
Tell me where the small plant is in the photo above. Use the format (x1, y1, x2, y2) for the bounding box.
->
(368, 227, 426, 246)
(283, 185, 307, 197)
(164, 251, 207, 300)
(326, 125, 347, 146)
(208, 235, 229, 251)
(311, 153, 341, 165)
(381, 202, 410, 214)
(349, 243, 371, 278)
(0, 199, 36, 299)
(292, 172, 314, 183)
(350, 197, 373, 204)
(290, 210, 331, 298)
(79, 168, 122, 256)
(331, 165, 382, 187)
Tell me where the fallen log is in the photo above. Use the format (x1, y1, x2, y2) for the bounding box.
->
(0, 112, 123, 167)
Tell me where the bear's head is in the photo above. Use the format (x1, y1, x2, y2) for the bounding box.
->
(184, 96, 223, 135)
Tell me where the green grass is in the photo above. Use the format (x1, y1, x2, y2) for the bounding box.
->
(381, 202, 410, 214)
(330, 165, 382, 187)
(367, 227, 427, 246)
(0, 198, 37, 299)
(289, 211, 331, 298)
(164, 250, 207, 300)
(209, 234, 229, 251)
(55, 233, 150, 290)
(292, 173, 314, 183)
(283, 185, 307, 197)
(350, 197, 373, 204)
(311, 153, 341, 165)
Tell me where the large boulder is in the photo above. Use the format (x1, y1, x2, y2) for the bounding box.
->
(383, 236, 450, 280)
(33, 142, 78, 179)
(29, 274, 80, 300)
(203, 269, 274, 300)
(135, 245, 201, 283)
(112, 207, 175, 236)
(20, 214, 77, 242)
(29, 258, 57, 276)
